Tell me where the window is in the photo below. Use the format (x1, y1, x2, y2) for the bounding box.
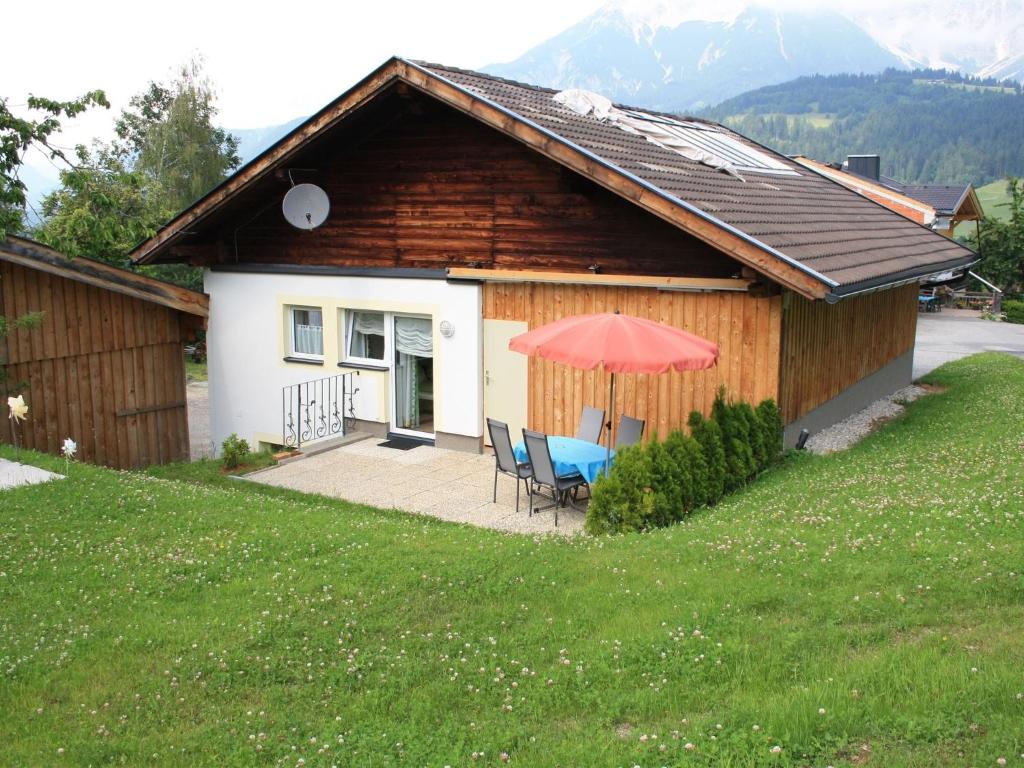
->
(345, 310, 386, 363)
(616, 109, 800, 176)
(289, 306, 323, 358)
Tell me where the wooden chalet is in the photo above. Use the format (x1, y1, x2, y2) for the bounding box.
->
(129, 58, 977, 453)
(1, 237, 208, 469)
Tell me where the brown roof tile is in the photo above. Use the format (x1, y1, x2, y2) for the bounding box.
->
(418, 61, 976, 296)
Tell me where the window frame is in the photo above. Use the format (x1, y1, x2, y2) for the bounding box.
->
(287, 305, 325, 361)
(343, 309, 388, 367)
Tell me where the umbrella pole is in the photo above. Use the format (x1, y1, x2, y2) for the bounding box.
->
(605, 372, 615, 475)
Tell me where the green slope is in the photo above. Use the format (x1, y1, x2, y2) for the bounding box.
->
(705, 69, 1024, 187)
(2, 353, 1024, 767)
(976, 178, 1014, 221)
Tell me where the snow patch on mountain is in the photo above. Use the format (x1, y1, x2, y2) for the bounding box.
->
(774, 13, 788, 61)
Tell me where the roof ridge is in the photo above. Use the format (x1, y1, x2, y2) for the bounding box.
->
(409, 59, 719, 128)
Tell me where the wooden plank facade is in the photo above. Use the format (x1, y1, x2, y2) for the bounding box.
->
(1, 255, 203, 469)
(778, 284, 919, 423)
(484, 282, 783, 441)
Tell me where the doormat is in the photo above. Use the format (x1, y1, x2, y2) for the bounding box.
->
(377, 437, 424, 451)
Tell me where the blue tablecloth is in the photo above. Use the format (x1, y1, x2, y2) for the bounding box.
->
(513, 436, 614, 484)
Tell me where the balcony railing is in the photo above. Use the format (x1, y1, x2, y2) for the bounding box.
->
(282, 371, 358, 450)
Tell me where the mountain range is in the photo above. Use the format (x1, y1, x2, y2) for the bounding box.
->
(485, 0, 1024, 111)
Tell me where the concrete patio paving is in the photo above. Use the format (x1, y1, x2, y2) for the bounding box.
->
(247, 437, 586, 536)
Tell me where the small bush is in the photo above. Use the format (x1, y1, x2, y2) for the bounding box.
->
(587, 390, 787, 534)
(221, 433, 250, 470)
(1004, 300, 1024, 324)
(585, 445, 653, 534)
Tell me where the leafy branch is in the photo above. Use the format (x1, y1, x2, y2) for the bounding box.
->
(1, 90, 109, 239)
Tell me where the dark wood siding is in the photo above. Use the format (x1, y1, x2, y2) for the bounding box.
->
(778, 284, 919, 423)
(484, 282, 782, 441)
(1, 260, 191, 469)
(183, 96, 740, 279)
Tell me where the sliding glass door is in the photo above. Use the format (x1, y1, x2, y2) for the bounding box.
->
(391, 315, 434, 438)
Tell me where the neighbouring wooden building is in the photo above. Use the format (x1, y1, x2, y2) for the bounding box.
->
(794, 154, 984, 237)
(1, 237, 208, 469)
(129, 58, 976, 453)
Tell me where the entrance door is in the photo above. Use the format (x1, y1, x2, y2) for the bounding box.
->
(483, 319, 528, 447)
(391, 315, 435, 438)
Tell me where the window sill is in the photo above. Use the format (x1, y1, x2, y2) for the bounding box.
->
(338, 361, 389, 372)
(283, 356, 324, 366)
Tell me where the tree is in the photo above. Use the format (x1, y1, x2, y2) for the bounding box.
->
(115, 59, 240, 213)
(34, 144, 170, 266)
(34, 59, 239, 290)
(1, 90, 108, 239)
(969, 178, 1024, 297)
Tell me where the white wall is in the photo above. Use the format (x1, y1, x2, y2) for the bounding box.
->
(204, 270, 482, 453)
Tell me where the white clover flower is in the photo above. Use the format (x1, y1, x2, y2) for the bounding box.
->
(62, 438, 77, 459)
(7, 395, 28, 422)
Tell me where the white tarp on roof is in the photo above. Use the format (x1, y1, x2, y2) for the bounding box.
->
(552, 88, 745, 181)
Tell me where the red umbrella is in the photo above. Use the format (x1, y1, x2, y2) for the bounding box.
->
(509, 312, 718, 469)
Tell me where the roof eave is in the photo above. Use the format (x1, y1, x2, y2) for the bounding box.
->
(2, 237, 209, 317)
(823, 253, 980, 303)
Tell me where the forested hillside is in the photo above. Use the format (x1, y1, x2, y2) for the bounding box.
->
(705, 69, 1024, 185)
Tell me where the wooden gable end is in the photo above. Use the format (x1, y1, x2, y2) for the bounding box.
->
(169, 92, 741, 279)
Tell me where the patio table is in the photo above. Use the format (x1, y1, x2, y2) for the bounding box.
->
(513, 435, 615, 485)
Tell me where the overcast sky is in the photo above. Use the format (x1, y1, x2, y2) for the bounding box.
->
(7, 0, 604, 180)
(7, 0, 975, 188)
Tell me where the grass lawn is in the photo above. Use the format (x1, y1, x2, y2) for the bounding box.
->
(976, 179, 1014, 222)
(185, 355, 208, 382)
(956, 179, 1013, 238)
(2, 353, 1023, 767)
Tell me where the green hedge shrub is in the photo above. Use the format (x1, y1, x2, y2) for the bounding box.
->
(687, 410, 726, 503)
(586, 392, 784, 534)
(1004, 300, 1024, 324)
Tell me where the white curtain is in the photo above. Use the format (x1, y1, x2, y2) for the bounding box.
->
(393, 316, 432, 429)
(293, 309, 323, 355)
(349, 311, 385, 358)
(394, 316, 433, 357)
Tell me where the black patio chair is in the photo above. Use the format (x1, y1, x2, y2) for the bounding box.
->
(486, 418, 532, 513)
(615, 415, 645, 449)
(522, 428, 587, 527)
(575, 405, 606, 444)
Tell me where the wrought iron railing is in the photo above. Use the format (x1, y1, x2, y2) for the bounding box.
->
(282, 371, 358, 450)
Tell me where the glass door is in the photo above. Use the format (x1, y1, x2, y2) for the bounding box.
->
(391, 315, 434, 438)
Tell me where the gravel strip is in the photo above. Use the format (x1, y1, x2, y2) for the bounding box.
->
(804, 385, 927, 455)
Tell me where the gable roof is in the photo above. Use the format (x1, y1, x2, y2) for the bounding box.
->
(880, 179, 977, 218)
(1, 237, 208, 317)
(793, 156, 937, 224)
(130, 57, 976, 302)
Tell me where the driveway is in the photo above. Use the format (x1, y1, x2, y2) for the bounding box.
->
(187, 381, 213, 460)
(914, 309, 1024, 379)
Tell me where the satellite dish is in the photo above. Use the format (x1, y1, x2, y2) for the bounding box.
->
(282, 183, 330, 230)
